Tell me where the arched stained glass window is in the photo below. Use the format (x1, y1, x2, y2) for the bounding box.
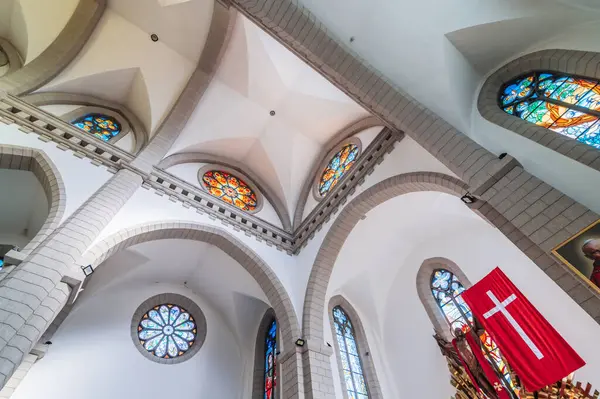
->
(319, 143, 360, 196)
(0, 257, 4, 270)
(201, 170, 258, 212)
(500, 72, 600, 149)
(72, 113, 121, 142)
(264, 320, 277, 399)
(137, 303, 197, 359)
(431, 269, 514, 389)
(333, 306, 369, 399)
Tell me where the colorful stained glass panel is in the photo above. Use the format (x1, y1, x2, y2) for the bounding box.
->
(333, 306, 369, 398)
(500, 72, 600, 151)
(137, 304, 196, 359)
(264, 320, 277, 399)
(319, 143, 360, 196)
(72, 114, 121, 141)
(202, 170, 258, 212)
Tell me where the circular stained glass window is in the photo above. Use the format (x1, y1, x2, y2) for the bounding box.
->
(137, 304, 197, 359)
(318, 143, 360, 197)
(201, 170, 258, 212)
(71, 113, 122, 142)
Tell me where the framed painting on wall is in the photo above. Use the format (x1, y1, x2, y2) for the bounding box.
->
(552, 220, 600, 291)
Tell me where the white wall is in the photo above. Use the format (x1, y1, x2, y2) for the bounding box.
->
(324, 192, 600, 398)
(0, 169, 47, 247)
(0, 123, 112, 222)
(12, 281, 246, 399)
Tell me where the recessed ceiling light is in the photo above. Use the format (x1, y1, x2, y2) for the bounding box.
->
(270, 110, 276, 116)
(150, 33, 159, 42)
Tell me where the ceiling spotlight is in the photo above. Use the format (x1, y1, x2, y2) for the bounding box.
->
(349, 36, 355, 43)
(460, 193, 477, 205)
(269, 110, 276, 116)
(81, 264, 94, 277)
(150, 33, 159, 42)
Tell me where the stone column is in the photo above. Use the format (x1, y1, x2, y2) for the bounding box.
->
(279, 347, 307, 399)
(0, 168, 142, 387)
(300, 340, 335, 399)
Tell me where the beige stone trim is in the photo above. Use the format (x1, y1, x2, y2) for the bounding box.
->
(0, 39, 22, 76)
(478, 49, 600, 172)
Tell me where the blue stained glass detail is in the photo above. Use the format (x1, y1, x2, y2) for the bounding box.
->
(71, 113, 121, 141)
(264, 320, 277, 399)
(138, 304, 196, 359)
(500, 72, 600, 151)
(319, 143, 360, 196)
(0, 258, 3, 270)
(333, 306, 369, 398)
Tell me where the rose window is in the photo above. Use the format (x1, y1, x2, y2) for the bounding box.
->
(137, 304, 197, 359)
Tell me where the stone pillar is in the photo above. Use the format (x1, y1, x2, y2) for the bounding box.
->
(279, 348, 306, 399)
(300, 340, 335, 399)
(0, 169, 142, 387)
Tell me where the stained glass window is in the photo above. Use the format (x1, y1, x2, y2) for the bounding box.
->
(0, 258, 4, 270)
(137, 304, 197, 359)
(202, 170, 258, 212)
(319, 143, 360, 196)
(264, 320, 277, 399)
(431, 269, 514, 390)
(333, 306, 369, 399)
(71, 113, 121, 142)
(500, 72, 600, 149)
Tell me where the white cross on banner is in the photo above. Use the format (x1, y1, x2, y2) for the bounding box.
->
(483, 291, 544, 360)
(460, 267, 585, 392)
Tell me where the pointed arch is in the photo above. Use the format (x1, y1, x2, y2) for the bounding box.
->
(81, 221, 299, 348)
(416, 257, 472, 340)
(0, 144, 66, 256)
(328, 295, 383, 399)
(252, 308, 278, 399)
(478, 49, 600, 172)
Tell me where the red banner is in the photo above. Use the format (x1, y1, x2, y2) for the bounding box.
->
(461, 267, 585, 392)
(464, 332, 511, 399)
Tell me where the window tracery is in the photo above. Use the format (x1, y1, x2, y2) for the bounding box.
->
(332, 306, 369, 399)
(318, 143, 360, 196)
(431, 269, 514, 389)
(500, 72, 600, 149)
(71, 113, 122, 141)
(137, 303, 197, 359)
(201, 170, 258, 212)
(264, 319, 277, 399)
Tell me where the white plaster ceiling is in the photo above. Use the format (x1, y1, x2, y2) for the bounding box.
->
(82, 239, 269, 345)
(167, 13, 370, 216)
(296, 0, 600, 133)
(108, 0, 213, 63)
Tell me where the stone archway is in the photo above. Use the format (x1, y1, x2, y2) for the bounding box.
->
(0, 144, 66, 257)
(82, 221, 300, 347)
(302, 171, 596, 343)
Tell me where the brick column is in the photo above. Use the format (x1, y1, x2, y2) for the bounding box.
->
(300, 340, 335, 399)
(279, 348, 306, 399)
(0, 169, 142, 387)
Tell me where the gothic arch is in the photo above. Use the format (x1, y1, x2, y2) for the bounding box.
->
(0, 144, 66, 256)
(0, 0, 106, 96)
(478, 49, 600, 172)
(416, 257, 472, 341)
(328, 295, 383, 399)
(293, 115, 384, 228)
(22, 92, 148, 154)
(158, 152, 292, 230)
(302, 171, 599, 343)
(252, 308, 278, 399)
(81, 221, 299, 348)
